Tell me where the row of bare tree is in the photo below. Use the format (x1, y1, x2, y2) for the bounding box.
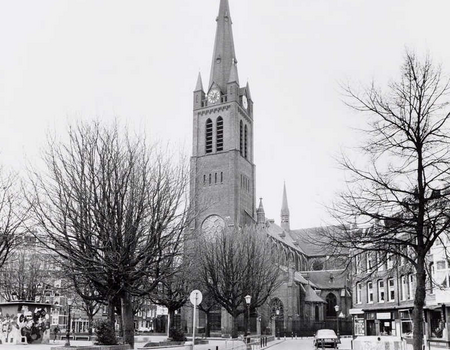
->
(0, 121, 282, 347)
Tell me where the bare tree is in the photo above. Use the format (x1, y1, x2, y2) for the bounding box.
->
(0, 248, 53, 302)
(0, 168, 25, 269)
(149, 263, 191, 337)
(197, 225, 281, 338)
(28, 120, 192, 348)
(323, 51, 450, 350)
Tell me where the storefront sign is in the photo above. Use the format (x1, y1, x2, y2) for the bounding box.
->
(354, 318, 365, 336)
(377, 312, 391, 320)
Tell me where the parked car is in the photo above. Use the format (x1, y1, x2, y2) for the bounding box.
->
(314, 329, 340, 349)
(138, 327, 152, 333)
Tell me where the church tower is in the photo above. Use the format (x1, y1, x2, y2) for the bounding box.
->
(191, 0, 255, 234)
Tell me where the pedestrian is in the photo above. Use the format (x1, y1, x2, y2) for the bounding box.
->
(53, 325, 60, 342)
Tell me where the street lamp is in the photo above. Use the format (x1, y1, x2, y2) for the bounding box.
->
(65, 298, 73, 347)
(245, 295, 252, 337)
(334, 305, 340, 338)
(275, 309, 280, 340)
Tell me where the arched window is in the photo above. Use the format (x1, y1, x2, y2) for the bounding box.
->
(239, 121, 243, 156)
(216, 117, 223, 152)
(205, 119, 213, 154)
(244, 124, 248, 159)
(326, 293, 337, 317)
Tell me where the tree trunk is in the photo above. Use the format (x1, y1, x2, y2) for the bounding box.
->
(232, 314, 239, 338)
(413, 257, 426, 350)
(121, 291, 135, 348)
(205, 312, 211, 338)
(88, 314, 93, 336)
(107, 299, 115, 327)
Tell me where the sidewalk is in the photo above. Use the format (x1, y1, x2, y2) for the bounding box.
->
(0, 337, 285, 350)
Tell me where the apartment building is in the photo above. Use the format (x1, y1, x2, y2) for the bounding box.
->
(351, 234, 450, 342)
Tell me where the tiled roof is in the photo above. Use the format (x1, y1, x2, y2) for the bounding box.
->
(302, 269, 348, 289)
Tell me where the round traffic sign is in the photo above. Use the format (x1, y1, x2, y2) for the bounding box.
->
(190, 290, 203, 306)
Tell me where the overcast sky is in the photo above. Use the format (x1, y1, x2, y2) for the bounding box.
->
(1, 0, 450, 229)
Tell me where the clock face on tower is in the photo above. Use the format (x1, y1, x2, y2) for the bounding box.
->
(207, 88, 221, 104)
(201, 215, 225, 239)
(242, 95, 248, 109)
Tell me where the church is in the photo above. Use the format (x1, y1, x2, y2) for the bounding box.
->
(188, 0, 352, 337)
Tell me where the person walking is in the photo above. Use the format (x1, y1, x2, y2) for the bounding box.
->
(53, 325, 60, 342)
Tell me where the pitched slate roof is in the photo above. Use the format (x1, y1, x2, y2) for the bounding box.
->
(290, 226, 349, 257)
(302, 270, 348, 289)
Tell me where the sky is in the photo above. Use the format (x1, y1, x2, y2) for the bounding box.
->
(1, 0, 450, 229)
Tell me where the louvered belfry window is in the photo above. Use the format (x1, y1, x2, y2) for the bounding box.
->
(216, 117, 223, 151)
(205, 118, 213, 154)
(239, 120, 243, 156)
(244, 124, 248, 159)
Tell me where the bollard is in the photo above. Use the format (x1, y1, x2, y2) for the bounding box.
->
(216, 347, 219, 350)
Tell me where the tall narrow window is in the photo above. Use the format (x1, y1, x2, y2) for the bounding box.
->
(367, 281, 373, 303)
(356, 283, 362, 304)
(244, 124, 248, 159)
(216, 117, 223, 151)
(378, 280, 385, 302)
(239, 121, 243, 156)
(215, 173, 217, 184)
(401, 275, 407, 300)
(388, 278, 395, 301)
(220, 172, 223, 183)
(205, 119, 213, 154)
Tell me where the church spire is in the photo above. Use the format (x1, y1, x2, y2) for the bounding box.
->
(209, 0, 238, 92)
(281, 182, 290, 231)
(257, 198, 265, 226)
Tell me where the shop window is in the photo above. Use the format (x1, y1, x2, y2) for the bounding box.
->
(430, 310, 444, 338)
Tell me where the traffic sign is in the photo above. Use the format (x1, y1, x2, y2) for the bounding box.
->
(190, 290, 203, 306)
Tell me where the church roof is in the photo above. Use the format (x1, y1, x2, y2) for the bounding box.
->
(209, 0, 238, 92)
(265, 220, 306, 255)
(302, 270, 348, 290)
(290, 226, 349, 257)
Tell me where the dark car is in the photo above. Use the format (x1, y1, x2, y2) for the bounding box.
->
(314, 329, 339, 349)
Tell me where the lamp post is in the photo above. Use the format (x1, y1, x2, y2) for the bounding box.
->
(275, 309, 280, 340)
(334, 305, 340, 338)
(65, 298, 73, 347)
(245, 295, 252, 337)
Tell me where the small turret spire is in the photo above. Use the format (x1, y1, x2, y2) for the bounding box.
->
(281, 182, 290, 231)
(195, 72, 204, 92)
(257, 198, 265, 226)
(209, 0, 237, 92)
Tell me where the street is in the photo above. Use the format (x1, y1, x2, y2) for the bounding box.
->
(268, 338, 352, 350)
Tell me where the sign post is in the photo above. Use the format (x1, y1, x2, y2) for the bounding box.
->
(189, 290, 203, 350)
